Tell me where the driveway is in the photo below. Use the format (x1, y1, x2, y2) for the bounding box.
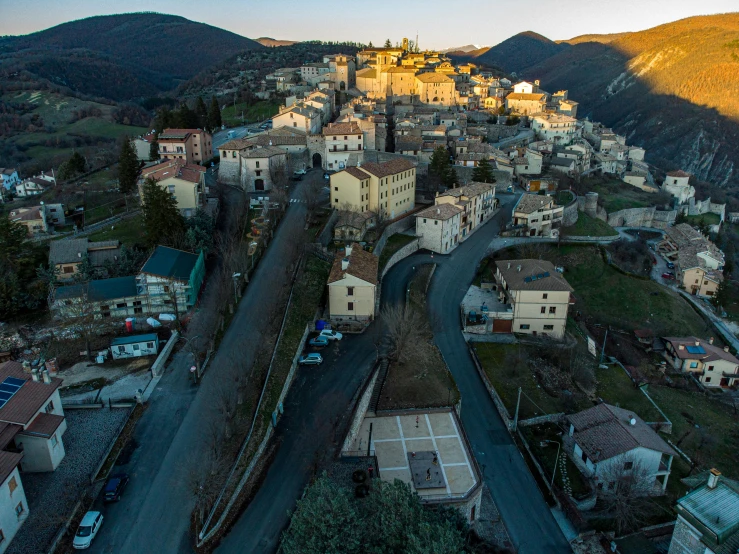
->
(87, 180, 312, 554)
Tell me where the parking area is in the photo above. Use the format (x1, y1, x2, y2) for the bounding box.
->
(7, 407, 131, 554)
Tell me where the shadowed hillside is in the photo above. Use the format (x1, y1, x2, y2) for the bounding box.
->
(0, 13, 264, 99)
(520, 13, 739, 188)
(476, 31, 568, 73)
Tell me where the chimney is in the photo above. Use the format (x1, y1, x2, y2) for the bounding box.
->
(707, 468, 721, 489)
(31, 368, 40, 382)
(695, 340, 700, 347)
(341, 258, 350, 271)
(724, 346, 730, 353)
(345, 245, 353, 256)
(507, 262, 511, 270)
(709, 337, 714, 345)
(78, 252, 82, 258)
(517, 265, 521, 272)
(678, 344, 684, 350)
(42, 369, 52, 384)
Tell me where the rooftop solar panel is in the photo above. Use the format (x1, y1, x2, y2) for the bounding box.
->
(0, 377, 25, 410)
(0, 392, 11, 401)
(0, 384, 18, 394)
(4, 377, 25, 387)
(686, 345, 706, 354)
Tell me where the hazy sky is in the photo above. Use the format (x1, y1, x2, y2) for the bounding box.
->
(0, 0, 736, 48)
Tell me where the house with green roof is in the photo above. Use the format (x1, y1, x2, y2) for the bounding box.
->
(138, 246, 205, 314)
(53, 276, 147, 319)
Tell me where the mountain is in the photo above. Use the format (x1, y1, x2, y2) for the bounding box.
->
(441, 44, 484, 54)
(558, 32, 633, 45)
(476, 31, 568, 73)
(256, 37, 299, 47)
(521, 13, 739, 188)
(0, 13, 264, 99)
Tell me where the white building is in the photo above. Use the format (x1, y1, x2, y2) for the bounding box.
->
(323, 121, 364, 171)
(272, 104, 322, 135)
(531, 113, 578, 145)
(240, 146, 288, 192)
(566, 403, 677, 495)
(110, 333, 160, 360)
(662, 170, 696, 204)
(415, 203, 463, 254)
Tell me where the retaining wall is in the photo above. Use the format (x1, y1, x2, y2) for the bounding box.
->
(151, 331, 179, 377)
(562, 192, 579, 227)
(316, 209, 339, 246)
(381, 238, 420, 279)
(342, 364, 381, 452)
(373, 215, 417, 258)
(467, 344, 513, 429)
(518, 413, 565, 427)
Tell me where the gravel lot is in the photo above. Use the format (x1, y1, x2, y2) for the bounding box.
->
(7, 407, 131, 554)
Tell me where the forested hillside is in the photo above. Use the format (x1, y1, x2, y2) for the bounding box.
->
(475, 31, 568, 73)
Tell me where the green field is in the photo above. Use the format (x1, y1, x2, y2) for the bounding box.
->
(590, 179, 655, 213)
(562, 212, 618, 237)
(378, 233, 416, 271)
(222, 100, 281, 126)
(87, 215, 146, 247)
(685, 213, 721, 227)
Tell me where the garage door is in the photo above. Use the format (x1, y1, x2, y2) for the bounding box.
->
(492, 319, 513, 333)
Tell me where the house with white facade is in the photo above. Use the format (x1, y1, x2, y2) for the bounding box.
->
(661, 337, 739, 389)
(323, 121, 364, 170)
(0, 169, 20, 192)
(240, 146, 288, 192)
(272, 104, 322, 135)
(531, 113, 578, 145)
(110, 334, 160, 360)
(512, 194, 564, 238)
(662, 170, 696, 204)
(415, 203, 462, 254)
(566, 403, 677, 495)
(327, 244, 378, 326)
(435, 182, 496, 240)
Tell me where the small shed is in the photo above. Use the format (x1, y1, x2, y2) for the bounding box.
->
(110, 333, 159, 360)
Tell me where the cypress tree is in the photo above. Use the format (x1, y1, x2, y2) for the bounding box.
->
(471, 158, 496, 183)
(149, 132, 159, 161)
(141, 177, 185, 247)
(118, 137, 139, 194)
(195, 96, 208, 128)
(208, 96, 222, 131)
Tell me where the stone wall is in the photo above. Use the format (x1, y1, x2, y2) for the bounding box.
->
(577, 192, 676, 229)
(373, 215, 416, 259)
(487, 124, 519, 142)
(307, 135, 324, 168)
(381, 238, 420, 279)
(518, 413, 565, 427)
(341, 364, 380, 452)
(316, 208, 340, 246)
(218, 159, 241, 186)
(561, 191, 579, 226)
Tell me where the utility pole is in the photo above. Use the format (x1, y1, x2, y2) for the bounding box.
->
(513, 387, 522, 431)
(600, 328, 609, 366)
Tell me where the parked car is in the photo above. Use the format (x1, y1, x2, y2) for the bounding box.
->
(308, 336, 330, 348)
(294, 169, 307, 176)
(103, 473, 130, 502)
(318, 329, 343, 341)
(73, 511, 103, 549)
(666, 261, 675, 269)
(661, 272, 675, 280)
(299, 353, 323, 366)
(323, 173, 330, 180)
(292, 175, 303, 181)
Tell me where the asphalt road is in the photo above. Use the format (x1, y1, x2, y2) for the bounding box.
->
(215, 331, 377, 552)
(87, 177, 313, 554)
(381, 194, 571, 554)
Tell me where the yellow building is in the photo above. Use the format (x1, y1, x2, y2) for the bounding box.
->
(330, 158, 416, 220)
(158, 128, 213, 165)
(415, 72, 456, 106)
(328, 244, 378, 324)
(140, 159, 206, 217)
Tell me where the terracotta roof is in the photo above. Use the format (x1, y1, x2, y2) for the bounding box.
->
(515, 193, 557, 214)
(416, 203, 462, 220)
(0, 451, 23, 486)
(250, 135, 307, 147)
(495, 259, 573, 292)
(415, 72, 453, 83)
(241, 146, 287, 159)
(21, 412, 65, 438)
(667, 170, 691, 178)
(159, 128, 206, 140)
(662, 337, 739, 364)
(219, 138, 254, 151)
(358, 158, 415, 179)
(336, 210, 376, 229)
(0, 362, 63, 426)
(328, 244, 378, 285)
(323, 122, 362, 136)
(341, 167, 370, 180)
(0, 422, 21, 450)
(567, 404, 677, 462)
(506, 92, 547, 101)
(9, 206, 43, 222)
(142, 159, 205, 184)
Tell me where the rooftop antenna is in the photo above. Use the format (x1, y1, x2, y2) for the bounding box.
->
(416, 32, 419, 53)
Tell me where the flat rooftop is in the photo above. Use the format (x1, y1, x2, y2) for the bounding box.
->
(461, 285, 510, 316)
(349, 411, 478, 499)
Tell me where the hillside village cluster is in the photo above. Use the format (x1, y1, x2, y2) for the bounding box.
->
(0, 39, 738, 554)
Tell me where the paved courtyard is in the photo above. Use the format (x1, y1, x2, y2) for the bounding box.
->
(350, 411, 477, 498)
(7, 407, 130, 554)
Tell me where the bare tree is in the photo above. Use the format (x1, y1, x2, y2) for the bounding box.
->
(381, 304, 432, 365)
(188, 451, 228, 531)
(52, 282, 99, 361)
(226, 353, 250, 406)
(570, 345, 596, 395)
(303, 179, 324, 225)
(515, 240, 549, 260)
(596, 457, 658, 535)
(269, 159, 290, 193)
(215, 383, 237, 440)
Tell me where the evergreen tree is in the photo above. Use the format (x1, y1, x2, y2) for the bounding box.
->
(429, 146, 450, 177)
(368, 40, 374, 48)
(154, 106, 173, 131)
(713, 279, 730, 309)
(384, 38, 392, 48)
(141, 177, 185, 247)
(57, 151, 87, 180)
(118, 137, 139, 194)
(471, 158, 496, 183)
(175, 104, 199, 129)
(195, 96, 208, 128)
(149, 132, 159, 161)
(442, 166, 459, 188)
(208, 96, 222, 131)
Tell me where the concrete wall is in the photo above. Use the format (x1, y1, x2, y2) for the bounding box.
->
(341, 365, 380, 452)
(381, 238, 420, 279)
(373, 216, 416, 259)
(151, 331, 179, 377)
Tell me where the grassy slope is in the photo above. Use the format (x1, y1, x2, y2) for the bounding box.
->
(562, 212, 618, 237)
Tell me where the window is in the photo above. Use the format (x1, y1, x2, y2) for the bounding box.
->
(255, 161, 260, 169)
(544, 325, 554, 331)
(690, 362, 698, 368)
(255, 170, 261, 177)
(708, 365, 714, 371)
(15, 502, 23, 518)
(232, 152, 236, 158)
(541, 306, 546, 314)
(8, 476, 17, 496)
(347, 287, 354, 296)
(542, 293, 548, 299)
(581, 451, 587, 463)
(549, 307, 556, 314)
(51, 434, 58, 448)
(117, 345, 126, 353)
(293, 122, 297, 127)
(705, 377, 711, 383)
(116, 303, 127, 309)
(624, 461, 633, 470)
(63, 266, 74, 274)
(45, 400, 54, 413)
(347, 302, 354, 311)
(133, 344, 140, 351)
(434, 221, 438, 225)
(519, 324, 530, 330)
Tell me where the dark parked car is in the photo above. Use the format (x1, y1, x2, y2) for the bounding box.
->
(661, 272, 675, 280)
(666, 261, 675, 269)
(103, 474, 130, 502)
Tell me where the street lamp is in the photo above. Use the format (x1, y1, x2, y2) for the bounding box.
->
(541, 439, 561, 488)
